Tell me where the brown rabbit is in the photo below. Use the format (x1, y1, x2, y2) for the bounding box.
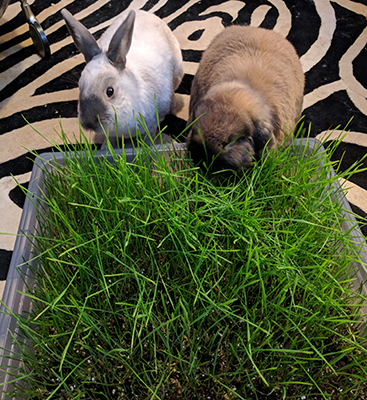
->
(186, 25, 304, 173)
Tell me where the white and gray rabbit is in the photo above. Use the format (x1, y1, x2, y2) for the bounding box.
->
(61, 8, 183, 145)
(186, 25, 305, 173)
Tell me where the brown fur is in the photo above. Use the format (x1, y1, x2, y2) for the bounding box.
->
(187, 25, 305, 173)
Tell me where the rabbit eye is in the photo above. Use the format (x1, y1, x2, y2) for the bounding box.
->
(106, 87, 114, 98)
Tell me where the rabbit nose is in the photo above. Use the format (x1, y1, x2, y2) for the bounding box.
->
(81, 117, 98, 131)
(79, 95, 106, 131)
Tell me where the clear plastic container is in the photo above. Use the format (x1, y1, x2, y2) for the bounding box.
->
(0, 139, 366, 398)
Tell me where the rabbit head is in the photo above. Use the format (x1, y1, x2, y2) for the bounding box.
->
(186, 25, 304, 174)
(187, 82, 275, 174)
(61, 9, 137, 140)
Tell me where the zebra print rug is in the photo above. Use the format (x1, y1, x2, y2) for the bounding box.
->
(1, 0, 367, 295)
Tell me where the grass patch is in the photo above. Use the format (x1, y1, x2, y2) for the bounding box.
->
(1, 125, 367, 399)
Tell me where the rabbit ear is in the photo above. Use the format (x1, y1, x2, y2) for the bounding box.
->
(61, 9, 101, 63)
(107, 10, 135, 70)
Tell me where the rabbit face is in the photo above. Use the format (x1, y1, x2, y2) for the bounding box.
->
(187, 83, 275, 173)
(77, 55, 133, 137)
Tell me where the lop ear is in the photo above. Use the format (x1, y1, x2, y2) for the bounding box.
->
(107, 10, 135, 69)
(61, 9, 101, 63)
(252, 122, 274, 158)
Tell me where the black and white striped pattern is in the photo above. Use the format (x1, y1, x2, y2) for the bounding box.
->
(1, 0, 367, 283)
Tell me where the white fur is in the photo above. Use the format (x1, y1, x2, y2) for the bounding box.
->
(77, 10, 183, 143)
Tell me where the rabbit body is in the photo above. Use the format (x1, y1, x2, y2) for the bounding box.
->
(62, 9, 183, 144)
(187, 25, 304, 173)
